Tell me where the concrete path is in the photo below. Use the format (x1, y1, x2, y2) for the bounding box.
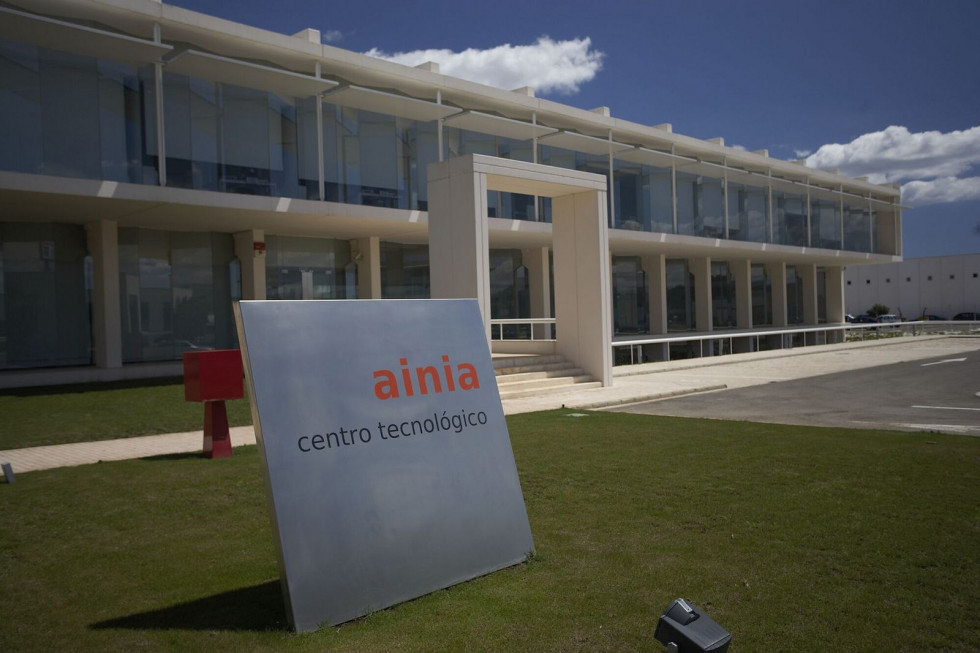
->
(2, 336, 977, 476)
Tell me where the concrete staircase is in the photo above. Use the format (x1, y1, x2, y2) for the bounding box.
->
(493, 354, 602, 400)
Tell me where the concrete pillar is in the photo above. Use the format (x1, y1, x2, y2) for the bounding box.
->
(691, 257, 712, 332)
(642, 254, 667, 334)
(552, 190, 612, 385)
(799, 263, 819, 325)
(353, 237, 381, 299)
(85, 220, 122, 369)
(234, 230, 267, 300)
(427, 157, 491, 338)
(825, 266, 845, 323)
(733, 259, 753, 329)
(522, 246, 551, 339)
(641, 254, 668, 362)
(766, 261, 788, 327)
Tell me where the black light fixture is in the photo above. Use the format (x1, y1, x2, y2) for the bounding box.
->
(654, 598, 731, 653)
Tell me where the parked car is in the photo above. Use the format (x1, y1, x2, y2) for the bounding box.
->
(953, 312, 979, 320)
(875, 314, 900, 324)
(850, 315, 877, 324)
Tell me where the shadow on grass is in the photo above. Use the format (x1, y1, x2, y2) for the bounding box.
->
(90, 580, 287, 632)
(139, 451, 210, 463)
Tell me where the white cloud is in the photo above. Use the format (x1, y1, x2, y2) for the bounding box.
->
(364, 36, 603, 95)
(794, 149, 812, 158)
(900, 176, 980, 205)
(804, 125, 980, 206)
(321, 30, 344, 44)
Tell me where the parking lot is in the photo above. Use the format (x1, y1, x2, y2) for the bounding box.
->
(610, 340, 980, 437)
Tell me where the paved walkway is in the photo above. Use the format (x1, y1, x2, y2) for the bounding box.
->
(2, 335, 978, 477)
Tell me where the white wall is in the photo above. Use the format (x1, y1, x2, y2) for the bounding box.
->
(844, 254, 980, 318)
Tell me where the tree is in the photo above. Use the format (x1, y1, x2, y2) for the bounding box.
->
(867, 303, 890, 317)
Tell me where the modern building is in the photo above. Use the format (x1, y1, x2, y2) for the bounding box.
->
(845, 254, 980, 320)
(0, 0, 903, 389)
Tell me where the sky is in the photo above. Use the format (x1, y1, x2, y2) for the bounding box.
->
(169, 0, 980, 259)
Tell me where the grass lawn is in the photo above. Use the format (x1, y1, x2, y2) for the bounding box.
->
(1, 410, 978, 651)
(0, 378, 253, 449)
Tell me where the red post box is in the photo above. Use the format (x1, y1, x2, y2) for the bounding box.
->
(183, 349, 244, 459)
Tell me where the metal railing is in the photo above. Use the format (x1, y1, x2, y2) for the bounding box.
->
(611, 320, 980, 365)
(490, 318, 556, 341)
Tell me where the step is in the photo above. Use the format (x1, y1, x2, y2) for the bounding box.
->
(495, 367, 587, 384)
(496, 374, 594, 394)
(498, 380, 603, 400)
(494, 360, 579, 376)
(492, 354, 566, 371)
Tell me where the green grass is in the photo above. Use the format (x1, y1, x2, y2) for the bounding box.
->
(2, 411, 979, 651)
(0, 378, 252, 449)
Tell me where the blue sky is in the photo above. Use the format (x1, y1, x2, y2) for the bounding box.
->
(170, 0, 980, 259)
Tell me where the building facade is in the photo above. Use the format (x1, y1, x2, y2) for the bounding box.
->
(845, 254, 980, 319)
(0, 0, 902, 387)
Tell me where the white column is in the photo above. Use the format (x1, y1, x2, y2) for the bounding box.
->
(825, 266, 845, 323)
(766, 261, 788, 327)
(552, 190, 612, 386)
(353, 237, 381, 299)
(85, 220, 122, 369)
(427, 157, 491, 338)
(234, 230, 267, 300)
(522, 246, 551, 339)
(640, 254, 666, 335)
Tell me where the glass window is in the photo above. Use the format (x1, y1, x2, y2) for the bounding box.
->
(728, 181, 769, 243)
(446, 127, 536, 220)
(0, 40, 156, 183)
(612, 256, 648, 334)
(488, 249, 528, 320)
(118, 229, 236, 363)
(786, 265, 805, 325)
(666, 259, 695, 331)
(843, 204, 871, 253)
(711, 261, 736, 328)
(773, 190, 807, 246)
(539, 145, 609, 223)
(613, 160, 672, 233)
(380, 242, 429, 298)
(164, 73, 308, 198)
(0, 222, 92, 369)
(265, 236, 352, 300)
(676, 172, 724, 238)
(324, 104, 439, 211)
(810, 199, 841, 249)
(751, 264, 772, 326)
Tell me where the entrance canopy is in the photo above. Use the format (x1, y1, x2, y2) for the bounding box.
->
(427, 154, 612, 386)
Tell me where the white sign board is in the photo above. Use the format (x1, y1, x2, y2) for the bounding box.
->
(234, 299, 534, 631)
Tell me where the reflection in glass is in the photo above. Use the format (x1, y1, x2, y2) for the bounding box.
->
(380, 242, 429, 298)
(711, 261, 736, 328)
(810, 199, 841, 249)
(728, 182, 769, 243)
(265, 236, 351, 300)
(751, 264, 772, 326)
(613, 160, 672, 233)
(118, 229, 236, 363)
(773, 190, 807, 246)
(0, 39, 156, 183)
(0, 222, 92, 369)
(676, 172, 724, 238)
(843, 204, 871, 253)
(666, 259, 695, 331)
(613, 256, 648, 334)
(786, 265, 804, 325)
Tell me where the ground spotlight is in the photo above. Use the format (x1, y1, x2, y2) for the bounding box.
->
(654, 598, 731, 652)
